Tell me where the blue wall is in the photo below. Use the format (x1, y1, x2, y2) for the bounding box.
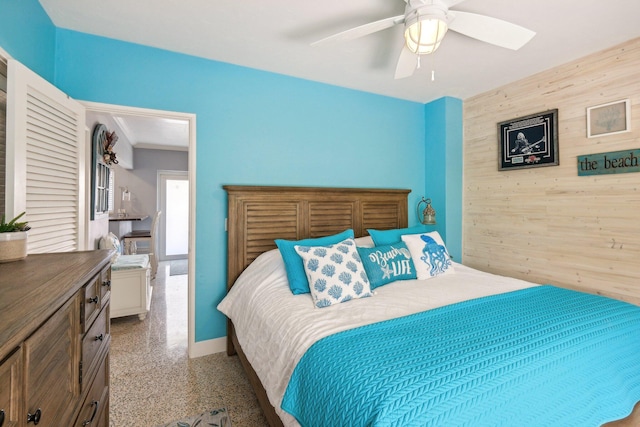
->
(0, 1, 463, 344)
(0, 0, 56, 82)
(54, 30, 431, 342)
(424, 97, 463, 262)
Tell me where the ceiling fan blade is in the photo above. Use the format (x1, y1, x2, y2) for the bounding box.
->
(311, 15, 405, 46)
(448, 11, 535, 50)
(441, 0, 467, 7)
(395, 46, 418, 79)
(406, 0, 466, 5)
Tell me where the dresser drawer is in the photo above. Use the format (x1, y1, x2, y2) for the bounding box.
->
(75, 354, 109, 427)
(99, 266, 111, 304)
(81, 303, 110, 393)
(83, 274, 102, 329)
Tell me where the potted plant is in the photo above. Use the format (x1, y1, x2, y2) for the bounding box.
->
(0, 212, 31, 263)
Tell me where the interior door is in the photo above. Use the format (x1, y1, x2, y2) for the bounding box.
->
(158, 170, 188, 261)
(6, 59, 86, 252)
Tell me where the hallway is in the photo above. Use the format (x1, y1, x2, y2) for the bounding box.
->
(109, 261, 267, 426)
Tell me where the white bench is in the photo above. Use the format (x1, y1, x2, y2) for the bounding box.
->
(110, 254, 152, 320)
(100, 233, 153, 320)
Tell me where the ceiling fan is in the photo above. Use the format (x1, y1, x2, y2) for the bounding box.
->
(311, 0, 536, 79)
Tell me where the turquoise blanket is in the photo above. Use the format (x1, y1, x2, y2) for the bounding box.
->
(281, 286, 640, 426)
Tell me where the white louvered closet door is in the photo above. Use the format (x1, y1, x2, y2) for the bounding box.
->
(6, 59, 86, 253)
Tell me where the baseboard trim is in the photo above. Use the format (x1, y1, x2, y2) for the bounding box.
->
(189, 337, 226, 358)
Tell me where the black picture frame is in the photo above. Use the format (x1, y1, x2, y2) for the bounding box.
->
(498, 109, 559, 171)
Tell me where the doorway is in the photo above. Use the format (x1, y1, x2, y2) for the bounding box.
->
(82, 100, 198, 357)
(159, 170, 189, 261)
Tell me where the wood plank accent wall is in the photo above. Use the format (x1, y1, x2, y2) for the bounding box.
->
(463, 37, 640, 306)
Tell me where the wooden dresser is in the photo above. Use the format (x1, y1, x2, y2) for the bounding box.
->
(0, 250, 112, 427)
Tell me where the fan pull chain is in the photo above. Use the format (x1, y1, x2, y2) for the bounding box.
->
(431, 51, 436, 81)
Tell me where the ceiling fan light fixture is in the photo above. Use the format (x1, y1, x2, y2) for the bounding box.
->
(404, 17, 448, 55)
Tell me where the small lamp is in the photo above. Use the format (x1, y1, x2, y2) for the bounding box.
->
(121, 186, 131, 203)
(417, 197, 436, 225)
(120, 186, 132, 217)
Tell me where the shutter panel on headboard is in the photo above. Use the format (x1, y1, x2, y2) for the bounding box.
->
(224, 186, 410, 288)
(361, 201, 407, 230)
(308, 201, 356, 238)
(244, 202, 299, 265)
(6, 59, 86, 253)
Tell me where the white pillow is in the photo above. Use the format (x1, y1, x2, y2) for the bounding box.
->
(99, 232, 122, 263)
(295, 238, 373, 308)
(401, 231, 454, 280)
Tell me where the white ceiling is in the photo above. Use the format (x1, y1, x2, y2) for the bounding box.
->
(86, 111, 189, 151)
(42, 0, 640, 147)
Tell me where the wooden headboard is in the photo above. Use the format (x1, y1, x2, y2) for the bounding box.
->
(224, 185, 410, 291)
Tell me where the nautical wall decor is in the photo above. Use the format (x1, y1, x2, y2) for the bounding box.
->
(91, 123, 118, 219)
(587, 99, 630, 138)
(577, 148, 640, 176)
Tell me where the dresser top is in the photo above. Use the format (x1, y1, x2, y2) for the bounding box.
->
(0, 250, 113, 361)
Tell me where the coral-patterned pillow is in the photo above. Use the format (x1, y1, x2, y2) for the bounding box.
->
(295, 238, 372, 308)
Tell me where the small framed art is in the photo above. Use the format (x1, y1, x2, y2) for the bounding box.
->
(498, 109, 559, 171)
(587, 99, 630, 138)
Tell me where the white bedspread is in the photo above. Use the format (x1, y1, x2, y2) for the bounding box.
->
(217, 245, 538, 426)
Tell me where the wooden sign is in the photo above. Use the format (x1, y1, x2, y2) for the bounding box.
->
(578, 149, 640, 176)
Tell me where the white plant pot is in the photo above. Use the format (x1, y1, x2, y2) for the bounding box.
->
(0, 231, 28, 263)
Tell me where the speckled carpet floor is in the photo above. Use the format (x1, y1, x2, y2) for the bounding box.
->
(156, 407, 231, 427)
(109, 262, 268, 426)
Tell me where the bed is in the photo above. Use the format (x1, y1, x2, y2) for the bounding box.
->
(219, 185, 640, 427)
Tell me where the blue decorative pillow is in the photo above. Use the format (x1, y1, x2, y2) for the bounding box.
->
(275, 229, 355, 295)
(294, 238, 372, 308)
(401, 231, 454, 280)
(357, 242, 416, 289)
(367, 225, 431, 246)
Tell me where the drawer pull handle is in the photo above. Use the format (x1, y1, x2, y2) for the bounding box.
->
(102, 280, 111, 288)
(95, 334, 104, 341)
(81, 401, 99, 426)
(1, 409, 5, 427)
(26, 408, 41, 424)
(88, 296, 99, 304)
